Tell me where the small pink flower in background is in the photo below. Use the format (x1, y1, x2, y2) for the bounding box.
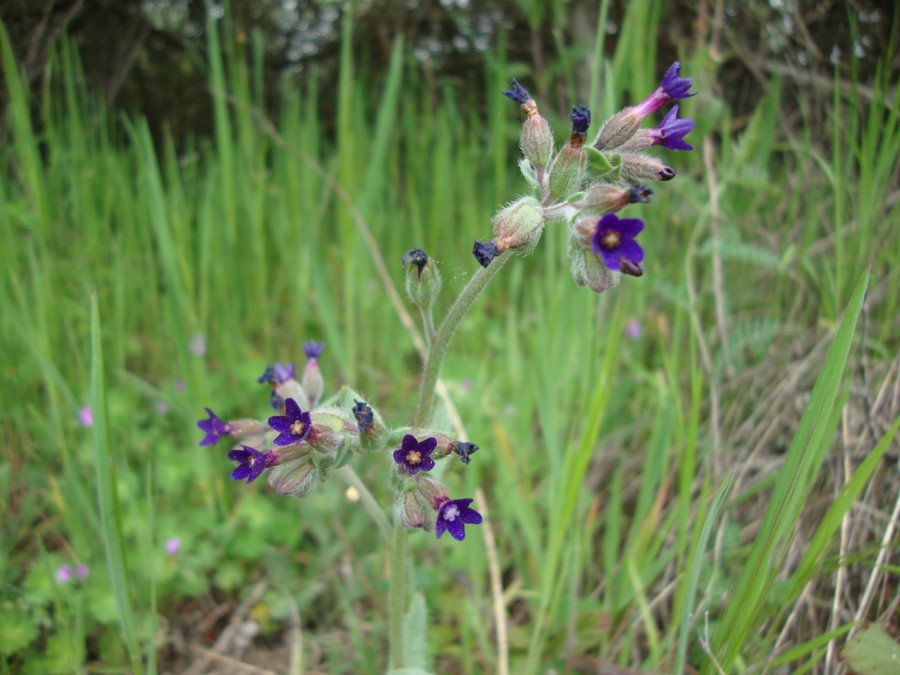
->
(174, 379, 186, 394)
(189, 333, 207, 357)
(75, 564, 89, 579)
(461, 379, 473, 392)
(78, 406, 93, 427)
(56, 565, 72, 583)
(627, 319, 642, 340)
(155, 401, 170, 414)
(165, 538, 181, 555)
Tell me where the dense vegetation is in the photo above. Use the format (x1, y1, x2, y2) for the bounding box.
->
(1, 2, 898, 673)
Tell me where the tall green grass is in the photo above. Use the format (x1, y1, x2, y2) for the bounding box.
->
(2, 6, 898, 674)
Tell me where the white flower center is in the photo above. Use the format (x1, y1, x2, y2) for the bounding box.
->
(443, 504, 460, 521)
(291, 420, 307, 436)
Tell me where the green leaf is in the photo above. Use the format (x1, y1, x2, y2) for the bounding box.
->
(843, 625, 900, 675)
(403, 592, 428, 669)
(519, 158, 541, 193)
(584, 146, 614, 178)
(0, 603, 39, 655)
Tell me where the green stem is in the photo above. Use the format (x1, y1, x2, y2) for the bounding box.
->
(389, 526, 408, 669)
(413, 250, 512, 427)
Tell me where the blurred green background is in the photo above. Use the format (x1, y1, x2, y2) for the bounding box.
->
(1, 1, 898, 673)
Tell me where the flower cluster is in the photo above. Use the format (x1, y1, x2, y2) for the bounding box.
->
(197, 339, 483, 541)
(474, 62, 696, 294)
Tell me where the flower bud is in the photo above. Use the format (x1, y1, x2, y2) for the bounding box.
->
(548, 105, 591, 202)
(274, 378, 310, 413)
(492, 196, 545, 256)
(402, 247, 442, 311)
(301, 341, 325, 408)
(415, 475, 450, 511)
(621, 154, 676, 182)
(225, 419, 268, 439)
(592, 108, 642, 151)
(567, 229, 621, 294)
(267, 455, 317, 497)
(399, 490, 427, 530)
(503, 79, 554, 172)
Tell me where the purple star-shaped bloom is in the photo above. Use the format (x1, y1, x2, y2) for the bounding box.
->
(649, 105, 694, 151)
(502, 78, 531, 105)
(258, 362, 295, 385)
(633, 61, 697, 120)
(197, 408, 231, 446)
(227, 445, 276, 483)
(303, 341, 325, 362)
(393, 435, 437, 475)
(659, 61, 696, 100)
(435, 498, 483, 541)
(591, 213, 645, 272)
(268, 397, 312, 446)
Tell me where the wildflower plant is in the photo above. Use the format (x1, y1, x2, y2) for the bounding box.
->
(197, 62, 695, 670)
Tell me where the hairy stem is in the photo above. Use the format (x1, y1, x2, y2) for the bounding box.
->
(389, 526, 408, 669)
(413, 250, 512, 427)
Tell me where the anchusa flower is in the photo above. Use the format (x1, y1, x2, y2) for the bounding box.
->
(473, 62, 694, 289)
(228, 444, 278, 483)
(197, 408, 232, 446)
(268, 397, 313, 446)
(78, 405, 93, 427)
(435, 498, 483, 542)
(402, 247, 442, 310)
(393, 435, 437, 475)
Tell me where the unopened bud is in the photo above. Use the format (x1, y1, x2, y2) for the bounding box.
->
(402, 247, 442, 310)
(575, 185, 635, 217)
(620, 260, 644, 277)
(301, 341, 325, 408)
(399, 490, 427, 530)
(225, 419, 268, 439)
(416, 475, 450, 511)
(492, 196, 545, 255)
(617, 129, 654, 153)
(621, 154, 676, 182)
(503, 79, 554, 170)
(593, 107, 641, 151)
(267, 456, 317, 497)
(567, 230, 621, 294)
(548, 105, 591, 202)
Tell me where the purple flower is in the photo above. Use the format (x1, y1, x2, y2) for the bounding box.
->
(435, 498, 483, 541)
(75, 564, 89, 579)
(352, 399, 374, 433)
(303, 341, 326, 362)
(472, 240, 499, 268)
(393, 435, 437, 475)
(570, 104, 591, 135)
(189, 333, 207, 357)
(659, 61, 696, 100)
(197, 408, 231, 446)
(78, 406, 93, 427)
(627, 319, 642, 340)
(228, 445, 276, 483)
(258, 362, 296, 384)
(502, 78, 531, 105)
(633, 61, 697, 120)
(268, 397, 312, 446)
(56, 565, 72, 583)
(165, 538, 181, 554)
(649, 105, 694, 151)
(591, 213, 645, 272)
